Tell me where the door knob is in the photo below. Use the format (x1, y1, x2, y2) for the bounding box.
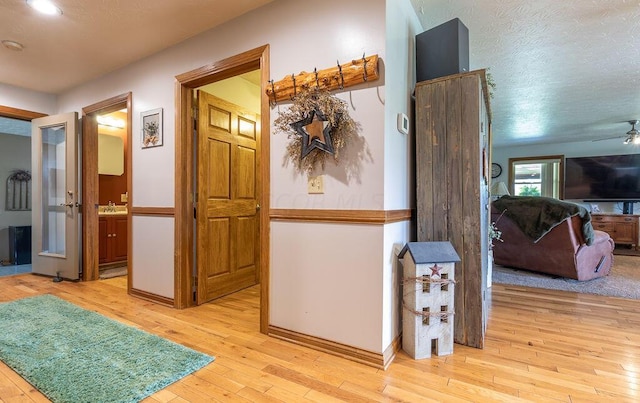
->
(256, 203, 261, 211)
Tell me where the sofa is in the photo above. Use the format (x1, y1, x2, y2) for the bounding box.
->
(491, 196, 614, 281)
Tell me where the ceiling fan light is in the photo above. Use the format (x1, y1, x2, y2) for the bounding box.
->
(634, 135, 640, 145)
(624, 136, 632, 145)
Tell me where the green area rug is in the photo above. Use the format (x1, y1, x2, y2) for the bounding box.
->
(0, 295, 214, 402)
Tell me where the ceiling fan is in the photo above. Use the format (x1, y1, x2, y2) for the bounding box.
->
(593, 120, 640, 144)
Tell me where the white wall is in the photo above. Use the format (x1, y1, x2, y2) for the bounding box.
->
(270, 222, 384, 351)
(0, 83, 56, 115)
(381, 0, 422, 350)
(132, 216, 174, 298)
(384, 0, 422, 210)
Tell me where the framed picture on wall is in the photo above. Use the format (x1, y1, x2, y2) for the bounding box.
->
(141, 108, 163, 148)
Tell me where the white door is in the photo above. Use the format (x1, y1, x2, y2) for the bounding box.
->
(31, 112, 80, 280)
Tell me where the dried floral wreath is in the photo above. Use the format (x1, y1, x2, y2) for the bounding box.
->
(274, 88, 360, 174)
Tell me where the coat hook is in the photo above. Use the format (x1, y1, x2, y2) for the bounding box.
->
(314, 67, 320, 89)
(362, 53, 368, 82)
(291, 74, 297, 99)
(337, 60, 344, 90)
(269, 79, 277, 106)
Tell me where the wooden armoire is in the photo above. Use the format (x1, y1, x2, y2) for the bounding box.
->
(415, 69, 491, 348)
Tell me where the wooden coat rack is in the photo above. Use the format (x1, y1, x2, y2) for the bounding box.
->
(266, 54, 379, 103)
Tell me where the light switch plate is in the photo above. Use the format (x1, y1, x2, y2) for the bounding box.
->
(397, 112, 409, 135)
(308, 175, 324, 194)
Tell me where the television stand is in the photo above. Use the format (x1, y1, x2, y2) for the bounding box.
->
(591, 213, 640, 250)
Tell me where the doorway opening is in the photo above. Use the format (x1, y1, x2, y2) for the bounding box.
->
(174, 45, 270, 333)
(0, 107, 44, 277)
(81, 93, 132, 286)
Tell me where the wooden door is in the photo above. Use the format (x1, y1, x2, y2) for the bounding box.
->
(196, 91, 260, 304)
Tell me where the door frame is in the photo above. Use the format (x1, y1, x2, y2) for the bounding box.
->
(174, 45, 270, 333)
(81, 93, 132, 284)
(0, 106, 46, 121)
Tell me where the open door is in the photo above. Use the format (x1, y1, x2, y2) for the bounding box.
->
(196, 91, 260, 304)
(31, 112, 80, 280)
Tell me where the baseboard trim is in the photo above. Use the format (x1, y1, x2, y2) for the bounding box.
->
(382, 333, 402, 370)
(129, 287, 173, 307)
(268, 325, 400, 370)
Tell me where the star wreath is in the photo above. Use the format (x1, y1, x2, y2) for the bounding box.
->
(290, 109, 335, 159)
(274, 88, 359, 174)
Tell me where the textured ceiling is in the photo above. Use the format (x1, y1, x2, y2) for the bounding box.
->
(410, 0, 640, 147)
(0, 0, 273, 94)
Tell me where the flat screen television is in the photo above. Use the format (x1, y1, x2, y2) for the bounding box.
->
(564, 154, 640, 212)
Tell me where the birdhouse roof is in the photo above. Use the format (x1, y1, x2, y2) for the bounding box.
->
(398, 242, 460, 264)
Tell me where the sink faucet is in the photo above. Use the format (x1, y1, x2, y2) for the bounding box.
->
(107, 201, 116, 212)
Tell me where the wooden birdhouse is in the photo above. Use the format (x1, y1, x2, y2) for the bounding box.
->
(398, 242, 460, 359)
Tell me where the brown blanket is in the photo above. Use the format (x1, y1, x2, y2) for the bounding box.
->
(493, 196, 595, 245)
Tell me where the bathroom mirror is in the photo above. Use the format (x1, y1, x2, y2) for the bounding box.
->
(98, 133, 124, 175)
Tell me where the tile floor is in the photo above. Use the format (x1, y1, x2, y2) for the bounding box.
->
(0, 264, 32, 277)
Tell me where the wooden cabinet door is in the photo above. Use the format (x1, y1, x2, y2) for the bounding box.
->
(112, 216, 128, 262)
(98, 217, 108, 264)
(614, 221, 635, 244)
(98, 215, 128, 264)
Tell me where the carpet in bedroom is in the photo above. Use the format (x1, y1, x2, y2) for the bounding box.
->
(492, 254, 640, 299)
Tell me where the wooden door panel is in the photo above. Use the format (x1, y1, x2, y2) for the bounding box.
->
(205, 199, 256, 216)
(235, 146, 256, 199)
(207, 140, 230, 199)
(237, 116, 256, 139)
(236, 216, 256, 269)
(205, 266, 256, 300)
(209, 106, 231, 132)
(206, 218, 231, 277)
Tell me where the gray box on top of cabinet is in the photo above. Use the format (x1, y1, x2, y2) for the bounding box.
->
(416, 18, 469, 82)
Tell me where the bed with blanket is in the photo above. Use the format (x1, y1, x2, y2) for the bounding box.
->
(491, 196, 614, 281)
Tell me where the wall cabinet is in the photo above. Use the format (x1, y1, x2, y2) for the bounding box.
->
(415, 70, 491, 349)
(99, 215, 128, 264)
(592, 214, 639, 249)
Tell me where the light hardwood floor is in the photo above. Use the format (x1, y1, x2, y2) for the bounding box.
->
(0, 274, 638, 402)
